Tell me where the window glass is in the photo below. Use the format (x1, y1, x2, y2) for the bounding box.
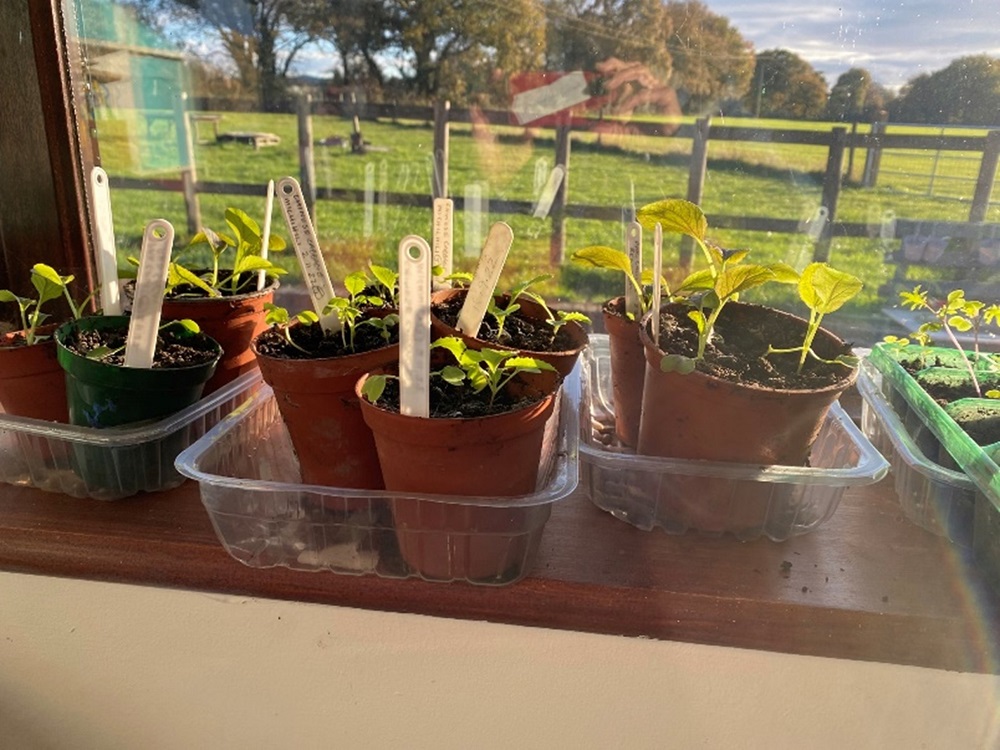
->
(65, 0, 1000, 345)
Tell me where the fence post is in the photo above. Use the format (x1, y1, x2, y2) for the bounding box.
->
(862, 119, 885, 188)
(549, 124, 571, 265)
(433, 99, 450, 199)
(680, 116, 711, 270)
(176, 91, 200, 234)
(814, 127, 847, 263)
(970, 130, 1000, 223)
(846, 121, 858, 182)
(297, 92, 316, 224)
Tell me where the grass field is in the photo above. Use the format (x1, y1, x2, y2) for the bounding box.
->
(95, 108, 1000, 328)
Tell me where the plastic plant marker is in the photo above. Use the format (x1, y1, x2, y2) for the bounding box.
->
(398, 235, 432, 418)
(90, 167, 121, 316)
(531, 165, 565, 219)
(432, 197, 453, 290)
(124, 219, 174, 369)
(651, 222, 663, 341)
(257, 179, 274, 291)
(276, 176, 340, 333)
(456, 221, 514, 335)
(626, 221, 642, 318)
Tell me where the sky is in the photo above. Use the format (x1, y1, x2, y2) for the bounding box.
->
(705, 0, 1000, 90)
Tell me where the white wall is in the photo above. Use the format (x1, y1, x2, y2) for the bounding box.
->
(2, 571, 999, 749)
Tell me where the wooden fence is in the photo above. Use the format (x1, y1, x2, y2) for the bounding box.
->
(110, 98, 1000, 272)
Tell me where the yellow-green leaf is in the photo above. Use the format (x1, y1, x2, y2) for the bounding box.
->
(636, 199, 707, 241)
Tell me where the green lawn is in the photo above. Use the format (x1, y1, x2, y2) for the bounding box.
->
(95, 109, 1000, 320)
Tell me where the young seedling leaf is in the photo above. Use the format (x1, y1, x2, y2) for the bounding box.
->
(798, 263, 863, 314)
(361, 375, 387, 404)
(636, 199, 707, 241)
(660, 353, 697, 374)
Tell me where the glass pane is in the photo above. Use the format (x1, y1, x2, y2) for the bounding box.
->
(63, 0, 1000, 346)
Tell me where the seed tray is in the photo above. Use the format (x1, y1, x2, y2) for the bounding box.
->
(173, 367, 580, 586)
(0, 371, 261, 500)
(580, 336, 888, 541)
(857, 361, 976, 547)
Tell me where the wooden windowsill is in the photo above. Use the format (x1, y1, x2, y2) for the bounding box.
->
(1, 472, 998, 674)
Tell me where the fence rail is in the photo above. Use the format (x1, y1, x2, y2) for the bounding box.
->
(112, 98, 1000, 271)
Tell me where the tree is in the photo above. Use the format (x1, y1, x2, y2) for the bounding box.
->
(127, 0, 317, 112)
(891, 55, 1000, 125)
(748, 49, 828, 120)
(544, 0, 672, 81)
(303, 0, 396, 89)
(826, 67, 872, 122)
(394, 0, 546, 101)
(662, 0, 755, 114)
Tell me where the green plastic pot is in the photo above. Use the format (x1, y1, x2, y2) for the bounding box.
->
(55, 315, 221, 428)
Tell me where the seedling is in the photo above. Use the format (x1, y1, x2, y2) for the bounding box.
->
(766, 262, 863, 373)
(84, 319, 202, 362)
(365, 263, 399, 308)
(362, 336, 556, 408)
(132, 207, 288, 298)
(570, 245, 661, 319)
(0, 264, 93, 345)
(323, 270, 394, 352)
(263, 303, 320, 355)
(512, 273, 591, 338)
(887, 286, 1000, 397)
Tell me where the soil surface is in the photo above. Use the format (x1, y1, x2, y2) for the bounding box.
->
(63, 324, 218, 368)
(946, 403, 1000, 446)
(254, 317, 399, 359)
(653, 302, 856, 390)
(434, 295, 581, 353)
(371, 375, 546, 419)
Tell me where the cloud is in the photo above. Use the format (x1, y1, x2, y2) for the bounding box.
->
(707, 0, 1000, 87)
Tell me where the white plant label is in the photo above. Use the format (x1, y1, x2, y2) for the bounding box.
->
(257, 178, 274, 291)
(124, 219, 173, 369)
(276, 176, 341, 332)
(651, 222, 663, 342)
(89, 167, 121, 315)
(432, 197, 454, 290)
(531, 165, 564, 219)
(363, 162, 374, 237)
(398, 235, 431, 418)
(456, 222, 513, 336)
(625, 220, 642, 318)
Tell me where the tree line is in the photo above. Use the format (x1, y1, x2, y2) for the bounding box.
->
(126, 0, 1000, 126)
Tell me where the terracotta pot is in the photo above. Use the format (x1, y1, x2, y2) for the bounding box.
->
(162, 278, 278, 394)
(637, 302, 858, 466)
(253, 332, 398, 491)
(357, 370, 558, 583)
(602, 297, 644, 447)
(430, 288, 588, 377)
(0, 324, 69, 422)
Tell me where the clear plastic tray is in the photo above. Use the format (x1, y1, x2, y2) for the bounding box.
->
(0, 371, 261, 501)
(580, 336, 889, 541)
(857, 361, 976, 547)
(174, 366, 581, 586)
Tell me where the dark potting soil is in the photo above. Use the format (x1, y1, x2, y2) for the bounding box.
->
(254, 319, 399, 359)
(371, 376, 546, 419)
(434, 296, 579, 353)
(653, 302, 855, 390)
(64, 325, 218, 367)
(946, 403, 1000, 446)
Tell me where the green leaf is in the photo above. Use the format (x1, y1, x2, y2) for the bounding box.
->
(0, 289, 24, 304)
(440, 365, 466, 385)
(570, 246, 632, 275)
(265, 234, 287, 252)
(368, 264, 398, 292)
(660, 354, 697, 374)
(344, 270, 368, 297)
(768, 262, 801, 285)
(431, 336, 468, 363)
(361, 375, 387, 404)
(226, 207, 260, 247)
(798, 263, 863, 314)
(167, 318, 201, 335)
(636, 199, 707, 241)
(233, 256, 276, 275)
(169, 263, 219, 297)
(263, 303, 290, 326)
(510, 274, 551, 301)
(31, 264, 65, 305)
(505, 355, 556, 372)
(949, 316, 973, 332)
(715, 264, 775, 299)
(85, 346, 115, 361)
(296, 310, 320, 325)
(477, 347, 511, 370)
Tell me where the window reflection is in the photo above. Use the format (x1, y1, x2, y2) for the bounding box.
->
(65, 0, 999, 345)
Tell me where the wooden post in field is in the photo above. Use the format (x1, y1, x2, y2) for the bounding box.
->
(680, 116, 711, 270)
(297, 92, 316, 224)
(862, 118, 886, 188)
(970, 130, 1000, 223)
(814, 127, 847, 263)
(432, 99, 450, 199)
(846, 121, 858, 182)
(177, 91, 200, 234)
(550, 124, 572, 265)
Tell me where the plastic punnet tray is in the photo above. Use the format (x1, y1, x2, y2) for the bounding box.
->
(857, 360, 977, 547)
(0, 371, 261, 500)
(580, 336, 888, 541)
(867, 343, 1000, 590)
(174, 366, 580, 586)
